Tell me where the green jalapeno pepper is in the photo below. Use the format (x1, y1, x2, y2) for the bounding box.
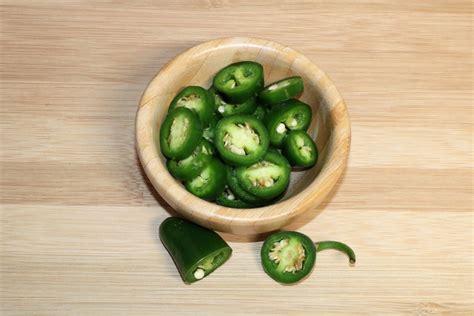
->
(259, 76, 304, 105)
(160, 107, 203, 159)
(226, 167, 266, 205)
(251, 105, 266, 121)
(264, 99, 312, 147)
(202, 113, 220, 143)
(166, 139, 215, 181)
(235, 150, 290, 200)
(261, 231, 356, 284)
(213, 61, 264, 103)
(185, 158, 227, 201)
(214, 115, 269, 166)
(159, 217, 232, 284)
(209, 86, 257, 117)
(282, 130, 318, 168)
(169, 86, 214, 126)
(215, 186, 253, 209)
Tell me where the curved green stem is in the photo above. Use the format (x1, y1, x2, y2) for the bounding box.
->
(314, 241, 356, 265)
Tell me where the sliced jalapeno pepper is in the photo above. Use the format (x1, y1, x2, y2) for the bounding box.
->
(169, 86, 214, 126)
(202, 113, 220, 143)
(210, 86, 257, 117)
(259, 76, 304, 105)
(160, 107, 203, 159)
(251, 105, 266, 121)
(282, 130, 318, 168)
(235, 150, 290, 200)
(159, 217, 232, 284)
(166, 139, 215, 181)
(185, 158, 227, 201)
(261, 231, 356, 285)
(226, 167, 265, 204)
(216, 186, 253, 208)
(213, 61, 264, 103)
(214, 115, 269, 166)
(265, 99, 312, 147)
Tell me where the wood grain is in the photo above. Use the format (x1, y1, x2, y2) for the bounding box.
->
(1, 0, 472, 315)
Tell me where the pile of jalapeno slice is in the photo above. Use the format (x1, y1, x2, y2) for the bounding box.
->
(159, 61, 319, 208)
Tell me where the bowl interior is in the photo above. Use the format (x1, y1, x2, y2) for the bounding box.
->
(152, 44, 330, 200)
(137, 37, 349, 234)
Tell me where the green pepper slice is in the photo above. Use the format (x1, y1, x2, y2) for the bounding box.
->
(226, 167, 266, 205)
(202, 113, 220, 143)
(166, 139, 215, 181)
(214, 115, 269, 166)
(259, 76, 304, 106)
(264, 99, 312, 147)
(213, 61, 264, 103)
(235, 150, 290, 200)
(185, 158, 227, 201)
(251, 105, 266, 121)
(261, 231, 355, 285)
(169, 86, 214, 126)
(209, 86, 257, 117)
(159, 107, 203, 159)
(261, 231, 316, 284)
(216, 186, 253, 209)
(282, 130, 318, 168)
(159, 217, 232, 284)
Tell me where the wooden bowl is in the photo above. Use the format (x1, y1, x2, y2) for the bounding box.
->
(136, 37, 350, 235)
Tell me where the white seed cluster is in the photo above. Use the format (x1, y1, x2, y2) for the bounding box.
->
(268, 239, 306, 273)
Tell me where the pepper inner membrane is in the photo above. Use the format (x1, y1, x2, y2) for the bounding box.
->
(244, 161, 282, 188)
(295, 136, 313, 160)
(176, 93, 203, 112)
(193, 250, 228, 280)
(268, 238, 306, 273)
(168, 116, 190, 149)
(223, 123, 260, 155)
(223, 68, 254, 89)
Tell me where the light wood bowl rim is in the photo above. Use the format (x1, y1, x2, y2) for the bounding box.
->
(136, 37, 351, 234)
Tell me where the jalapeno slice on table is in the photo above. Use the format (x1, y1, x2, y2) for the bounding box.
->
(169, 86, 214, 126)
(214, 115, 269, 166)
(261, 231, 356, 284)
(235, 150, 290, 200)
(259, 76, 304, 105)
(159, 217, 232, 284)
(185, 158, 227, 201)
(282, 130, 318, 168)
(213, 61, 264, 103)
(160, 107, 203, 159)
(265, 99, 312, 147)
(216, 186, 253, 208)
(166, 139, 215, 181)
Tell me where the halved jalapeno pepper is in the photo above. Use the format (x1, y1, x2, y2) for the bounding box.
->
(265, 99, 312, 147)
(261, 231, 356, 284)
(216, 186, 253, 209)
(166, 139, 215, 181)
(185, 158, 227, 201)
(282, 130, 318, 168)
(160, 107, 203, 159)
(235, 150, 290, 200)
(213, 61, 264, 103)
(169, 86, 214, 126)
(259, 76, 304, 105)
(214, 115, 269, 166)
(210, 86, 257, 117)
(159, 217, 232, 284)
(251, 105, 266, 121)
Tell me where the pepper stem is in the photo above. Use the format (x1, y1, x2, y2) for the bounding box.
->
(314, 241, 356, 265)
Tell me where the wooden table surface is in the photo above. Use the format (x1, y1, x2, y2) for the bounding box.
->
(1, 1, 472, 315)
